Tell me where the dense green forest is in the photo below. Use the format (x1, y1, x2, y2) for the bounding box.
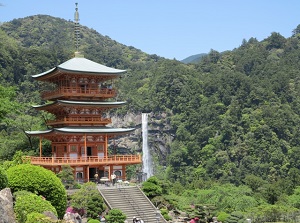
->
(2, 15, 300, 221)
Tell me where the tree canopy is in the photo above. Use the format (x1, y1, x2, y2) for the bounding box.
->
(2, 14, 300, 222)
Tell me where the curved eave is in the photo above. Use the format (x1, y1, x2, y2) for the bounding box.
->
(32, 100, 127, 110)
(55, 127, 135, 135)
(26, 127, 135, 136)
(25, 130, 53, 136)
(32, 67, 57, 79)
(32, 57, 126, 80)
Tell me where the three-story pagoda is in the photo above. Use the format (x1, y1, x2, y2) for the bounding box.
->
(25, 54, 141, 182)
(25, 4, 141, 182)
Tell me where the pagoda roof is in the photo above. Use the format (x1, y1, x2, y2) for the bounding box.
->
(25, 126, 135, 136)
(32, 57, 126, 79)
(33, 100, 127, 109)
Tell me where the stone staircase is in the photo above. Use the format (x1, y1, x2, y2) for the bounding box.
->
(98, 185, 167, 223)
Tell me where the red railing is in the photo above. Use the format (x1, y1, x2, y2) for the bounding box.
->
(41, 87, 116, 100)
(47, 117, 111, 126)
(24, 155, 142, 166)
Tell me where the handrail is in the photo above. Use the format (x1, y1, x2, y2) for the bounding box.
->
(24, 155, 142, 166)
(46, 117, 111, 126)
(97, 188, 113, 210)
(58, 117, 111, 122)
(137, 186, 168, 223)
(41, 86, 116, 98)
(117, 184, 146, 222)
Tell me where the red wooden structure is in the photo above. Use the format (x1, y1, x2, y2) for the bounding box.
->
(26, 54, 141, 182)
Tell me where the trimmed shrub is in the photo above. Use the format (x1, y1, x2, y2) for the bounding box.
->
(25, 212, 54, 223)
(87, 219, 100, 223)
(105, 209, 126, 223)
(71, 182, 105, 219)
(7, 164, 67, 218)
(142, 176, 163, 198)
(14, 191, 57, 223)
(160, 208, 172, 221)
(217, 212, 230, 222)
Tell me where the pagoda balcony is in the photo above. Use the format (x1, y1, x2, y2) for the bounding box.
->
(41, 87, 117, 100)
(24, 155, 142, 167)
(47, 117, 111, 126)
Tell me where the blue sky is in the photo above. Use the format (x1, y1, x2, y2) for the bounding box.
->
(1, 0, 300, 60)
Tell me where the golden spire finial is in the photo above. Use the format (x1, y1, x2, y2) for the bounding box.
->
(74, 3, 79, 23)
(74, 2, 81, 55)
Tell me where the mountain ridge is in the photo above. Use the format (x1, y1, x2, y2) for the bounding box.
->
(1, 15, 300, 190)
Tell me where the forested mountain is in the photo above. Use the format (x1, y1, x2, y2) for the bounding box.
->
(2, 15, 300, 211)
(181, 53, 207, 64)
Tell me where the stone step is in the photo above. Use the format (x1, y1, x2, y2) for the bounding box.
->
(98, 185, 166, 223)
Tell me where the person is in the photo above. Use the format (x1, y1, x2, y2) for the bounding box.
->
(132, 216, 136, 223)
(100, 215, 105, 222)
(94, 173, 98, 183)
(111, 173, 116, 186)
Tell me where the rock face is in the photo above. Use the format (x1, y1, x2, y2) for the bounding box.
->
(63, 212, 82, 223)
(0, 188, 16, 223)
(110, 112, 174, 167)
(43, 211, 58, 221)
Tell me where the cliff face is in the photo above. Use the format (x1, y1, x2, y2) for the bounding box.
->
(110, 112, 174, 167)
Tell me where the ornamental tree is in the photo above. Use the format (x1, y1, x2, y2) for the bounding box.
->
(105, 209, 126, 223)
(71, 182, 105, 219)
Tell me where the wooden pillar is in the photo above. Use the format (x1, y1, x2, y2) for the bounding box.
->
(109, 165, 113, 180)
(122, 165, 126, 180)
(87, 166, 89, 182)
(105, 134, 108, 157)
(84, 134, 87, 158)
(39, 136, 42, 157)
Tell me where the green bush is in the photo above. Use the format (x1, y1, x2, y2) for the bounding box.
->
(160, 208, 172, 221)
(87, 219, 100, 223)
(225, 211, 245, 223)
(0, 166, 8, 190)
(73, 183, 82, 189)
(14, 191, 57, 223)
(71, 182, 105, 219)
(56, 165, 75, 189)
(7, 164, 67, 218)
(142, 181, 163, 198)
(217, 212, 230, 222)
(142, 176, 163, 198)
(25, 212, 54, 223)
(105, 209, 126, 223)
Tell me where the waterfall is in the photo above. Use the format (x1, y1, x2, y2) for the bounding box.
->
(142, 113, 153, 180)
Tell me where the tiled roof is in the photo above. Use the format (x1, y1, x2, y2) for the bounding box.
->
(32, 57, 126, 78)
(32, 100, 127, 109)
(26, 126, 135, 136)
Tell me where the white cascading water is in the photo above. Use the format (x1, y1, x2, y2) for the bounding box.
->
(142, 113, 153, 180)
